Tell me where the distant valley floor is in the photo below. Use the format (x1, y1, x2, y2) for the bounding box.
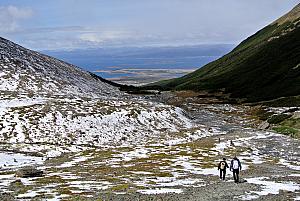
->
(94, 68, 197, 86)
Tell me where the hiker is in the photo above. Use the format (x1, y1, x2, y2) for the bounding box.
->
(218, 158, 229, 180)
(230, 156, 242, 183)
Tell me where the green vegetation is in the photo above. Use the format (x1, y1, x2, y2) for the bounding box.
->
(146, 6, 300, 104)
(258, 96, 300, 107)
(273, 117, 300, 138)
(251, 105, 300, 138)
(273, 126, 298, 138)
(36, 175, 66, 185)
(281, 117, 300, 129)
(110, 183, 131, 192)
(267, 114, 292, 124)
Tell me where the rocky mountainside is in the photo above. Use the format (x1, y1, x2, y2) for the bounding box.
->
(0, 37, 193, 155)
(0, 37, 118, 98)
(150, 3, 300, 103)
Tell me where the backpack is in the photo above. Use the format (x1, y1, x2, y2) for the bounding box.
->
(220, 161, 226, 170)
(232, 160, 239, 170)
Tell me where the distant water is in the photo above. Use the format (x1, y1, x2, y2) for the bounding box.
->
(49, 54, 220, 78)
(91, 56, 219, 78)
(44, 45, 234, 79)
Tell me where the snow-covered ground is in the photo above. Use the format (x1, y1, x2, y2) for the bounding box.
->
(1, 111, 298, 200)
(0, 96, 194, 149)
(0, 152, 43, 169)
(240, 177, 300, 200)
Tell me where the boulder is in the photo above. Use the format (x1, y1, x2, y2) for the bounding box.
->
(292, 111, 300, 119)
(258, 121, 270, 130)
(16, 166, 43, 178)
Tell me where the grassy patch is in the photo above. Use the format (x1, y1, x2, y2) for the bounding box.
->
(110, 183, 130, 192)
(57, 187, 73, 195)
(280, 118, 300, 129)
(36, 175, 66, 185)
(273, 126, 299, 138)
(267, 114, 292, 124)
(182, 138, 216, 150)
(8, 180, 33, 195)
(262, 96, 300, 107)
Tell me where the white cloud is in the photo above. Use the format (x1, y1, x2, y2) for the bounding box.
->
(2, 1, 298, 50)
(78, 30, 134, 44)
(0, 6, 33, 33)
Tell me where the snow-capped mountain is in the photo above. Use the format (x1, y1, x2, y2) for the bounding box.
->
(0, 37, 193, 153)
(0, 37, 118, 98)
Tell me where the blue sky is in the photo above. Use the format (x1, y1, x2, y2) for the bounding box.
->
(0, 0, 299, 50)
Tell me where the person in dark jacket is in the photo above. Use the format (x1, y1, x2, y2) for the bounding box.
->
(218, 158, 229, 180)
(230, 156, 242, 183)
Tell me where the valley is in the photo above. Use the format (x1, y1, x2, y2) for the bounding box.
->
(0, 3, 299, 200)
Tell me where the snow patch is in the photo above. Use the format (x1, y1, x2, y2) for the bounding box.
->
(0, 152, 43, 169)
(240, 177, 300, 200)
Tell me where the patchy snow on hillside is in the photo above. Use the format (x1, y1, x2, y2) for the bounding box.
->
(0, 96, 194, 151)
(0, 37, 120, 98)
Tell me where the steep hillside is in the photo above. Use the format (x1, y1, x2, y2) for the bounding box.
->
(150, 4, 300, 102)
(0, 37, 119, 98)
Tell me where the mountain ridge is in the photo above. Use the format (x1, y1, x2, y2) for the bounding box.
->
(273, 3, 300, 25)
(0, 36, 119, 98)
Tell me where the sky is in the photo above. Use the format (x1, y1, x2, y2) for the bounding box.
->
(0, 0, 299, 50)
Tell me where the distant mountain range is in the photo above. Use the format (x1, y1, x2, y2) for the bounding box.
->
(150, 3, 300, 103)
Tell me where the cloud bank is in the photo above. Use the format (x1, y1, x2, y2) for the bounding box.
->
(0, 1, 298, 50)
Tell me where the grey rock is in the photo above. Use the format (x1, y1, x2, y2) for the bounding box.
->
(16, 166, 43, 178)
(292, 111, 300, 119)
(258, 121, 270, 129)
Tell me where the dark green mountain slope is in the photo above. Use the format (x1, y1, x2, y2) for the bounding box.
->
(150, 4, 300, 102)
